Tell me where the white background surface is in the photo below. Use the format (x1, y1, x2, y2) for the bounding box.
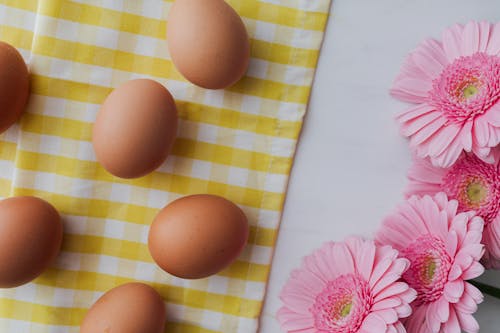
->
(261, 0, 500, 332)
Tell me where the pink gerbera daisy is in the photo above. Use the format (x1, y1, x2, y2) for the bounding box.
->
(392, 21, 500, 168)
(406, 150, 500, 268)
(376, 193, 485, 333)
(277, 237, 417, 333)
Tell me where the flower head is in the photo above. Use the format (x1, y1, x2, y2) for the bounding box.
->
(391, 21, 500, 167)
(277, 237, 416, 333)
(406, 151, 500, 268)
(376, 193, 485, 333)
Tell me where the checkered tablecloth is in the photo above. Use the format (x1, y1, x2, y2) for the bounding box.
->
(0, 0, 331, 331)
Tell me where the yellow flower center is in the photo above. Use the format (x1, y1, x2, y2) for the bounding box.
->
(466, 181, 488, 206)
(462, 84, 479, 99)
(340, 302, 352, 318)
(331, 297, 353, 321)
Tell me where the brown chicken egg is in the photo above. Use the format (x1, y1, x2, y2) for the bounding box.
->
(92, 79, 178, 179)
(0, 41, 30, 134)
(148, 194, 249, 279)
(0, 196, 62, 288)
(80, 282, 166, 333)
(167, 0, 250, 89)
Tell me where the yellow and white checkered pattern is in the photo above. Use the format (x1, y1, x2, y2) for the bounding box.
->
(0, 0, 331, 331)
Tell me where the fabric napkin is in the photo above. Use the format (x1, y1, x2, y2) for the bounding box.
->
(0, 0, 331, 331)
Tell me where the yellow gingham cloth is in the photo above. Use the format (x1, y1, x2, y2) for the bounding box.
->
(0, 0, 331, 331)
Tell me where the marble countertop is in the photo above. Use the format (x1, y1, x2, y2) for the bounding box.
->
(261, 0, 500, 331)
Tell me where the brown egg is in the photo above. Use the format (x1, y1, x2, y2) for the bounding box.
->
(0, 41, 30, 134)
(148, 194, 249, 279)
(80, 283, 166, 333)
(92, 79, 178, 179)
(0, 196, 62, 288)
(167, 0, 250, 89)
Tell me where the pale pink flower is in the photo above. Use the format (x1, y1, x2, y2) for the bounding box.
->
(406, 150, 500, 268)
(277, 237, 417, 333)
(376, 193, 485, 333)
(391, 21, 500, 168)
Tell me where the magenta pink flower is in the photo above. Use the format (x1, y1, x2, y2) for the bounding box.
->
(277, 237, 417, 333)
(406, 151, 500, 268)
(376, 193, 485, 333)
(391, 21, 500, 167)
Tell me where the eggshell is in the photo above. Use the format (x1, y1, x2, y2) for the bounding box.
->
(148, 194, 249, 279)
(80, 283, 166, 333)
(0, 41, 30, 134)
(92, 79, 178, 179)
(0, 196, 62, 288)
(167, 0, 250, 89)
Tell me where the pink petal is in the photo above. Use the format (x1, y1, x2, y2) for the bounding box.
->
(412, 39, 447, 78)
(331, 242, 355, 276)
(483, 218, 500, 261)
(488, 124, 500, 147)
(483, 103, 500, 126)
(461, 121, 473, 152)
(473, 118, 490, 148)
(448, 263, 463, 281)
(473, 146, 495, 163)
(372, 308, 399, 324)
(432, 132, 465, 167)
(393, 321, 406, 333)
(464, 282, 484, 304)
(313, 244, 343, 281)
(360, 313, 388, 333)
(444, 279, 465, 303)
(398, 287, 418, 304)
(435, 296, 451, 323)
(280, 292, 316, 314)
(428, 123, 463, 156)
(441, 307, 460, 333)
(302, 254, 329, 284)
(458, 244, 484, 262)
(478, 21, 492, 52)
(394, 303, 412, 318)
(461, 261, 484, 280)
(442, 23, 465, 61)
(463, 229, 483, 247)
(404, 306, 427, 333)
(374, 282, 409, 302)
(426, 301, 444, 332)
(407, 156, 446, 184)
(456, 310, 480, 333)
(409, 116, 448, 146)
(369, 246, 398, 287)
(462, 21, 481, 56)
(455, 288, 479, 313)
(415, 195, 441, 231)
(401, 111, 442, 137)
(352, 238, 376, 282)
(397, 104, 436, 123)
(486, 22, 500, 55)
(391, 77, 431, 103)
(435, 192, 459, 221)
(371, 271, 405, 297)
(284, 270, 324, 299)
(371, 297, 402, 311)
(445, 230, 459, 257)
(375, 221, 409, 251)
(277, 307, 315, 331)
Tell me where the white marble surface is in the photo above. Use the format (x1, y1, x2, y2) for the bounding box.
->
(260, 0, 500, 332)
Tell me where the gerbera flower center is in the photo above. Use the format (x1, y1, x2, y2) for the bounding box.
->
(466, 181, 488, 205)
(311, 274, 372, 333)
(462, 83, 479, 99)
(401, 235, 451, 305)
(442, 154, 500, 224)
(429, 52, 500, 123)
